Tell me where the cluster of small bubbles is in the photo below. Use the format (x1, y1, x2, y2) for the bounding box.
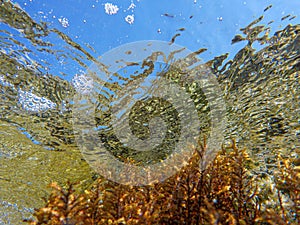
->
(18, 89, 57, 113)
(37, 11, 48, 19)
(217, 16, 223, 21)
(125, 14, 134, 24)
(0, 75, 15, 89)
(157, 28, 162, 34)
(104, 2, 119, 15)
(58, 17, 69, 28)
(127, 2, 136, 11)
(124, 1, 137, 24)
(59, 100, 69, 113)
(72, 73, 94, 95)
(58, 58, 65, 65)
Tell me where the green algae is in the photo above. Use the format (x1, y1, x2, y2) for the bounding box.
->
(0, 121, 95, 224)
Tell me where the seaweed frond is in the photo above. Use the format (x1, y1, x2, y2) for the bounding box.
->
(25, 139, 299, 225)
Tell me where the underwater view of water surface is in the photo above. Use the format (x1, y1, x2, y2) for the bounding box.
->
(0, 0, 300, 224)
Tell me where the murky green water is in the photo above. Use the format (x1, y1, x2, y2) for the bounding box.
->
(0, 1, 299, 224)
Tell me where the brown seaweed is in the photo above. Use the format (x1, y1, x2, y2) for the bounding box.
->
(24, 138, 300, 224)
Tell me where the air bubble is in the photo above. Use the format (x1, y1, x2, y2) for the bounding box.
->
(58, 17, 69, 28)
(125, 15, 135, 24)
(104, 3, 119, 15)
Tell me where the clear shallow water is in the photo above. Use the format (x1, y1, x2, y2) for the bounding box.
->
(1, 1, 300, 224)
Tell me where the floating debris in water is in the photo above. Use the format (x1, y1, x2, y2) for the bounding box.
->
(104, 2, 119, 15)
(162, 13, 174, 18)
(281, 14, 291, 21)
(169, 33, 181, 45)
(58, 17, 69, 28)
(264, 4, 272, 12)
(289, 15, 297, 21)
(193, 48, 207, 55)
(125, 14, 134, 24)
(176, 27, 186, 32)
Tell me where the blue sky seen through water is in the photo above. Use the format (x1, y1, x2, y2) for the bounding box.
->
(3, 0, 300, 81)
